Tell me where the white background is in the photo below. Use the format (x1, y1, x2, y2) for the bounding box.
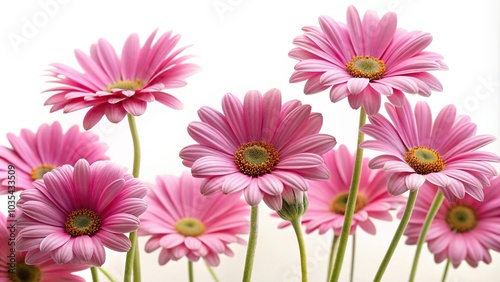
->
(1, 0, 499, 281)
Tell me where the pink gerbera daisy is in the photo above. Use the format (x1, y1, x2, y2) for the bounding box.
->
(179, 89, 337, 210)
(0, 122, 109, 194)
(138, 172, 249, 266)
(16, 159, 147, 266)
(289, 5, 447, 115)
(1, 213, 89, 282)
(403, 179, 500, 268)
(44, 30, 200, 129)
(360, 98, 500, 202)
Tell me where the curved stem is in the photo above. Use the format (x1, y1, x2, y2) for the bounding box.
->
(205, 261, 220, 282)
(441, 259, 450, 282)
(188, 260, 194, 282)
(329, 108, 366, 282)
(91, 266, 99, 282)
(373, 190, 419, 282)
(291, 217, 308, 282)
(98, 267, 117, 282)
(242, 205, 259, 282)
(409, 190, 444, 282)
(326, 235, 339, 282)
(124, 114, 142, 282)
(350, 234, 356, 282)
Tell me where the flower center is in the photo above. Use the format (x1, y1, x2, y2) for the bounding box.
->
(234, 141, 279, 177)
(329, 192, 367, 215)
(31, 164, 56, 180)
(9, 262, 41, 282)
(106, 79, 143, 92)
(445, 204, 478, 233)
(65, 208, 102, 237)
(404, 146, 445, 175)
(346, 56, 386, 80)
(175, 218, 206, 237)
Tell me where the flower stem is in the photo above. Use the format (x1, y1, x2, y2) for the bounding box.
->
(329, 107, 366, 282)
(188, 260, 194, 282)
(242, 205, 259, 282)
(350, 233, 356, 282)
(205, 261, 220, 282)
(441, 259, 450, 282)
(409, 190, 444, 282)
(98, 267, 117, 282)
(91, 266, 99, 282)
(124, 114, 142, 282)
(326, 235, 339, 282)
(290, 217, 308, 282)
(373, 190, 419, 282)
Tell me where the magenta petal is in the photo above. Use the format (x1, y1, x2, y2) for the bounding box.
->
(191, 156, 238, 177)
(244, 179, 264, 206)
(257, 174, 284, 196)
(122, 99, 147, 116)
(40, 232, 71, 252)
(94, 230, 131, 252)
(347, 77, 369, 94)
(221, 173, 251, 194)
(73, 236, 95, 262)
(263, 194, 283, 211)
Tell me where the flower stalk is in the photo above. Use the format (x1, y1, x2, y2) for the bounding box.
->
(242, 205, 259, 282)
(291, 217, 308, 282)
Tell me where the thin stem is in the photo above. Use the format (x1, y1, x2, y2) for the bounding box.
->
(441, 259, 451, 282)
(327, 235, 339, 282)
(188, 260, 194, 282)
(350, 234, 356, 282)
(291, 217, 308, 282)
(242, 205, 259, 282)
(124, 114, 142, 282)
(205, 261, 221, 282)
(409, 190, 445, 282)
(91, 267, 100, 282)
(373, 190, 419, 282)
(330, 107, 367, 282)
(98, 267, 117, 282)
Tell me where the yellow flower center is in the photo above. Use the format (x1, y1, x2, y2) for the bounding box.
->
(329, 192, 367, 215)
(346, 56, 386, 81)
(234, 141, 279, 177)
(65, 208, 102, 237)
(9, 261, 41, 282)
(175, 218, 206, 237)
(31, 164, 56, 181)
(445, 204, 478, 233)
(404, 146, 446, 175)
(106, 79, 143, 92)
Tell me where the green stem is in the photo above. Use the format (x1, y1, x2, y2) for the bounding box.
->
(188, 260, 194, 282)
(373, 190, 419, 282)
(441, 259, 450, 282)
(242, 205, 259, 282)
(329, 108, 367, 282)
(409, 190, 444, 282)
(91, 266, 99, 282)
(98, 267, 117, 282)
(350, 234, 356, 282)
(291, 217, 308, 282)
(326, 235, 339, 282)
(205, 261, 220, 282)
(124, 114, 142, 282)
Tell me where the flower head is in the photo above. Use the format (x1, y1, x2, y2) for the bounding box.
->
(16, 159, 147, 266)
(138, 172, 249, 266)
(44, 30, 200, 129)
(360, 99, 500, 202)
(179, 89, 337, 210)
(289, 5, 447, 115)
(0, 122, 109, 194)
(404, 180, 500, 268)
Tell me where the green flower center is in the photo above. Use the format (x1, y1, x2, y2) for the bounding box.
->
(329, 192, 367, 215)
(445, 204, 478, 233)
(9, 262, 41, 282)
(346, 56, 386, 80)
(65, 208, 102, 237)
(404, 146, 446, 175)
(31, 164, 56, 180)
(175, 218, 206, 237)
(234, 141, 279, 177)
(106, 79, 143, 92)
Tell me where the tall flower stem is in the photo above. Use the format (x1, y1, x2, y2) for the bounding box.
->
(373, 190, 419, 282)
(327, 235, 339, 281)
(98, 267, 117, 282)
(91, 266, 99, 282)
(124, 114, 142, 282)
(409, 190, 444, 282)
(188, 261, 194, 282)
(205, 261, 221, 282)
(329, 108, 366, 282)
(242, 205, 259, 282)
(350, 234, 356, 282)
(441, 259, 450, 282)
(290, 217, 308, 282)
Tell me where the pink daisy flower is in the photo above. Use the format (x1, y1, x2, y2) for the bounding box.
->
(275, 145, 404, 235)
(0, 122, 109, 194)
(403, 179, 500, 268)
(138, 172, 249, 266)
(1, 213, 89, 282)
(16, 159, 147, 266)
(179, 89, 337, 211)
(360, 98, 500, 202)
(44, 30, 200, 130)
(289, 5, 447, 115)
